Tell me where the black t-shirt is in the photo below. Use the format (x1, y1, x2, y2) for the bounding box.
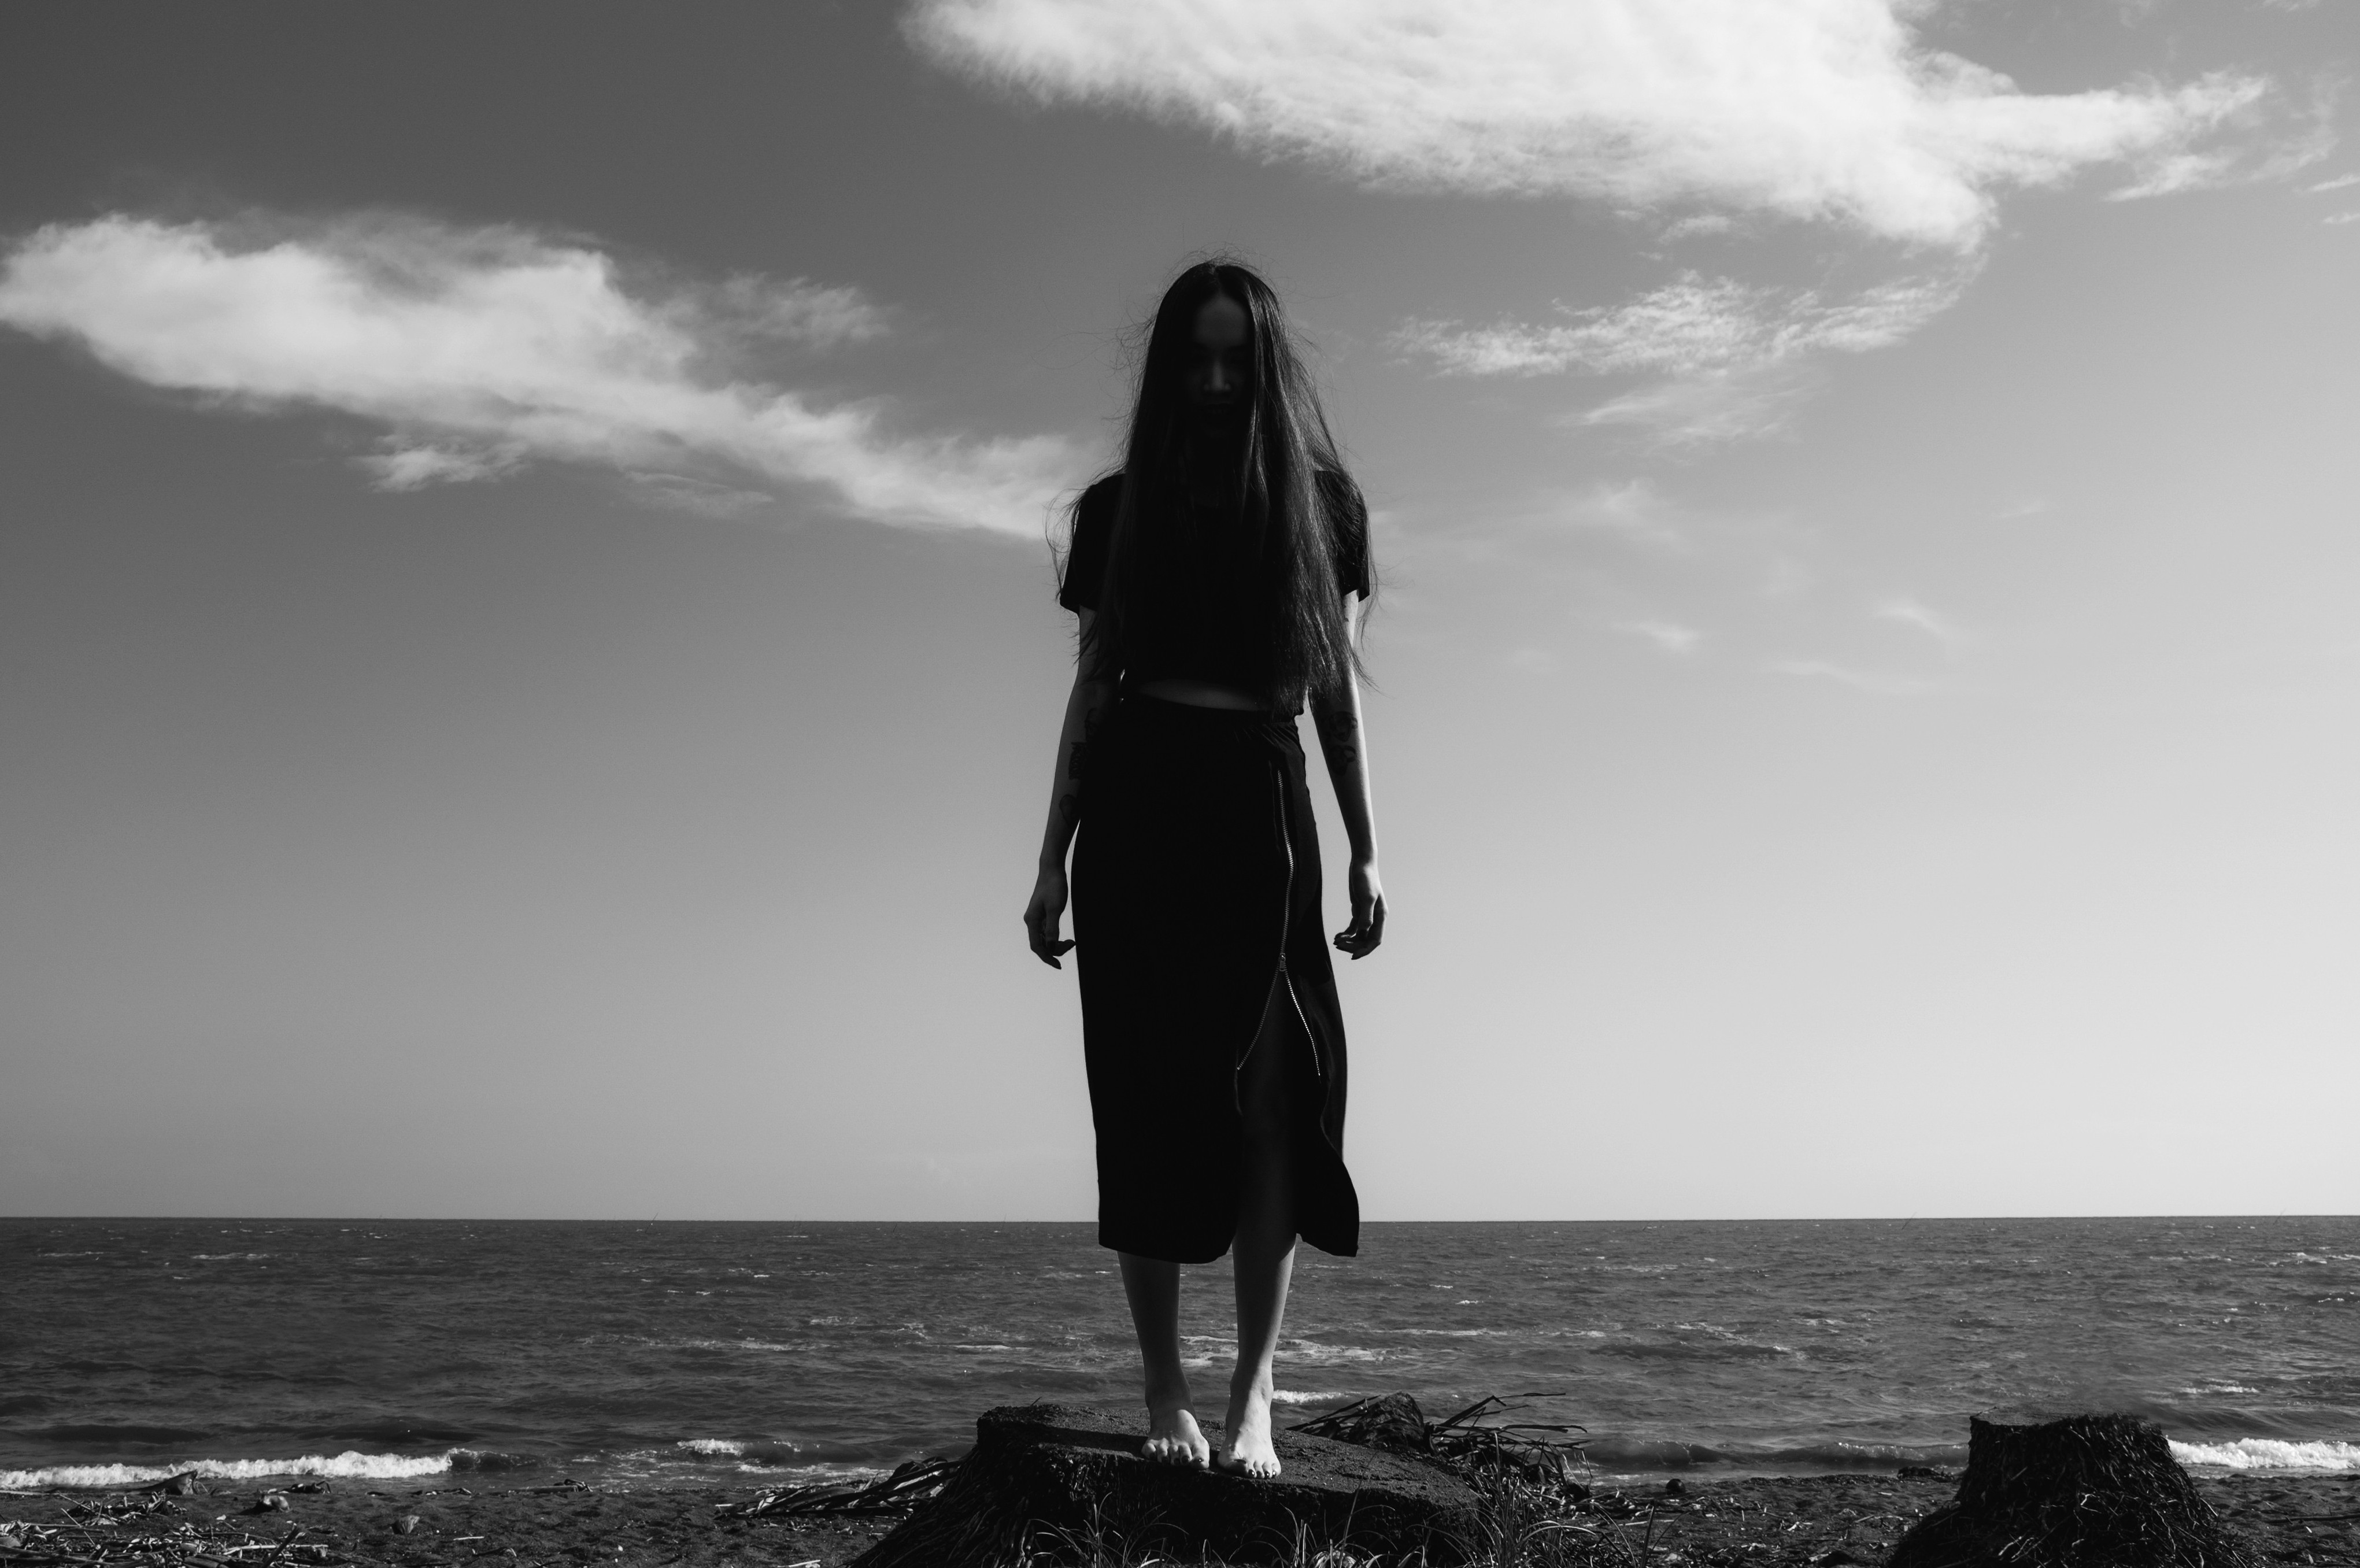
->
(1057, 469, 1371, 699)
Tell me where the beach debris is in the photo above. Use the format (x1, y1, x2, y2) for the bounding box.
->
(1888, 1414, 2265, 1568)
(240, 1497, 287, 1517)
(852, 1401, 1484, 1568)
(142, 1476, 206, 1499)
(1289, 1391, 1434, 1454)
(391, 1517, 421, 1537)
(722, 1458, 957, 1520)
(1291, 1392, 1589, 1495)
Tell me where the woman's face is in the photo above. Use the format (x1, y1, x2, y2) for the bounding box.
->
(1185, 293, 1251, 410)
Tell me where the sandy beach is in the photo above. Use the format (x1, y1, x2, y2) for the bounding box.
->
(6, 1468, 2356, 1568)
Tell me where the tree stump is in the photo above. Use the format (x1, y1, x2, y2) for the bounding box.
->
(853, 1402, 1485, 1567)
(1888, 1415, 2262, 1568)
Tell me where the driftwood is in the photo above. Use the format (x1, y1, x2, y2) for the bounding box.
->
(1889, 1415, 2262, 1568)
(0, 1500, 336, 1568)
(1293, 1392, 1589, 1489)
(853, 1402, 1486, 1567)
(720, 1458, 960, 1519)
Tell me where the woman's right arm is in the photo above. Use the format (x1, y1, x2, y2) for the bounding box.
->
(1026, 609, 1117, 968)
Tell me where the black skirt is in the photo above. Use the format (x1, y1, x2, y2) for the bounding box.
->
(1071, 693, 1361, 1264)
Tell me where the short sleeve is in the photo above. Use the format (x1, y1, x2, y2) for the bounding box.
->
(1058, 475, 1121, 613)
(1318, 469, 1373, 601)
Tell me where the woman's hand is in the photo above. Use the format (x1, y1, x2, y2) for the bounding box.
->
(1025, 863, 1078, 968)
(1334, 856, 1386, 959)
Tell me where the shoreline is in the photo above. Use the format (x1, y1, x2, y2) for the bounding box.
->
(7, 1469, 2358, 1568)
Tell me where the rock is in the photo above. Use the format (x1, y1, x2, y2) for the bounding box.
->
(394, 1516, 423, 1536)
(855, 1402, 1486, 1567)
(1663, 1478, 1686, 1498)
(147, 1471, 207, 1496)
(1889, 1415, 2263, 1568)
(244, 1493, 290, 1514)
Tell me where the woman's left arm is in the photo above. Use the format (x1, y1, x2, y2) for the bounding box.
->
(1310, 599, 1385, 959)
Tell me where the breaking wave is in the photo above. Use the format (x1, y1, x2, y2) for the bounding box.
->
(1, 1451, 453, 1489)
(2171, 1439, 2360, 1472)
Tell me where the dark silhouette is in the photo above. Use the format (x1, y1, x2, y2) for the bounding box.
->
(1023, 260, 1386, 1478)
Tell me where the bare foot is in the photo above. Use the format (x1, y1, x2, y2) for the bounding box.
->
(1218, 1381, 1280, 1479)
(1143, 1403, 1211, 1469)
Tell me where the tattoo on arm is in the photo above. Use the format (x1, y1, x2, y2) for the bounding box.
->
(1066, 741, 1087, 781)
(1316, 708, 1359, 769)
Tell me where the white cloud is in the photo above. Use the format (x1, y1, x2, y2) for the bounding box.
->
(2326, 211, 2360, 226)
(1400, 268, 1972, 444)
(1401, 271, 1970, 379)
(908, 0, 2270, 248)
(363, 442, 526, 490)
(2309, 173, 2360, 194)
(708, 273, 894, 349)
(1623, 619, 1702, 654)
(1768, 657, 1930, 696)
(1560, 478, 1690, 549)
(0, 215, 1078, 535)
(1875, 596, 1965, 648)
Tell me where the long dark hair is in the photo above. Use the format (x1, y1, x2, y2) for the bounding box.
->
(1078, 260, 1364, 708)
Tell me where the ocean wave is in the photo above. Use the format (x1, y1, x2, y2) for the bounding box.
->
(446, 1449, 537, 1472)
(1, 1451, 454, 1488)
(190, 1253, 270, 1262)
(1271, 1391, 1355, 1406)
(2171, 1439, 2360, 1472)
(1582, 1437, 1971, 1473)
(675, 1438, 801, 1463)
(1274, 1341, 1388, 1364)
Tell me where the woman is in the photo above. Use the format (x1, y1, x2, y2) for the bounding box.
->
(1023, 260, 1386, 1480)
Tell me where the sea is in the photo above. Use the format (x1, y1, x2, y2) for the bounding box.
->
(3, 1218, 2356, 1492)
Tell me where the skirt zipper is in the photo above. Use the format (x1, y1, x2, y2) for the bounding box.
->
(1268, 756, 1322, 1074)
(1237, 752, 1323, 1113)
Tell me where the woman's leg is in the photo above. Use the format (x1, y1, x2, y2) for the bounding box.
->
(1222, 979, 1301, 1477)
(1119, 1251, 1211, 1467)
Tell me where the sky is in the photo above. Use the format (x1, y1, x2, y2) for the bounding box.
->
(2, 0, 2356, 1222)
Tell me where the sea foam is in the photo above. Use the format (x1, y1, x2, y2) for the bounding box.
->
(2170, 1439, 2360, 1472)
(0, 1451, 453, 1489)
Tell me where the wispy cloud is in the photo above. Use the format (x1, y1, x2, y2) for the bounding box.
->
(1622, 619, 1703, 654)
(2309, 173, 2360, 194)
(1875, 596, 1965, 650)
(909, 0, 2272, 249)
(1562, 478, 1691, 549)
(1768, 658, 1931, 696)
(1397, 269, 1973, 445)
(1400, 272, 1969, 378)
(0, 215, 1078, 534)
